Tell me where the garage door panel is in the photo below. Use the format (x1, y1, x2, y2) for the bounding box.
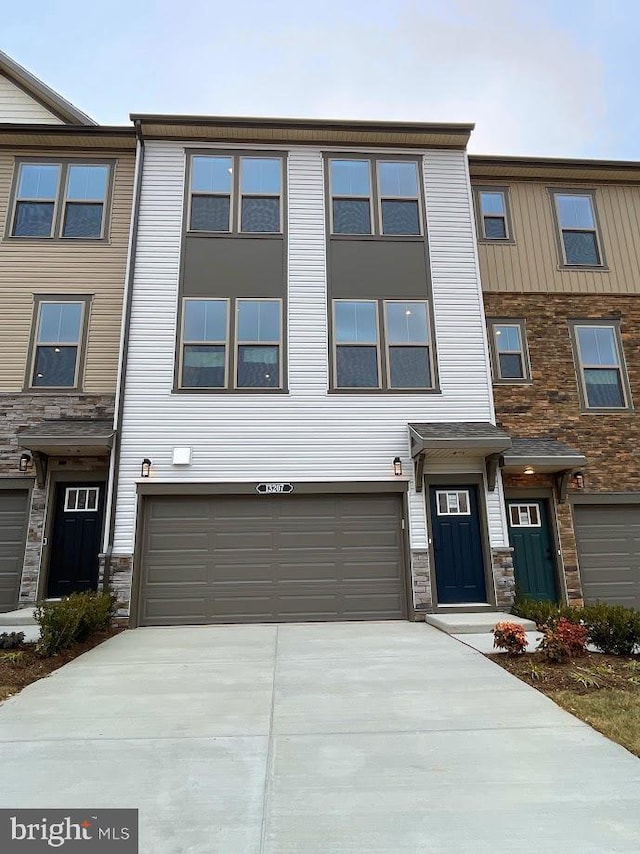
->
(0, 490, 29, 613)
(139, 493, 406, 625)
(574, 504, 640, 610)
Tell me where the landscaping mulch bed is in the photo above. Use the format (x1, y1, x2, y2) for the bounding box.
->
(489, 651, 640, 757)
(0, 627, 124, 703)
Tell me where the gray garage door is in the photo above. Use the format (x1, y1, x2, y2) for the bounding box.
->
(0, 490, 29, 613)
(139, 492, 407, 625)
(574, 504, 640, 609)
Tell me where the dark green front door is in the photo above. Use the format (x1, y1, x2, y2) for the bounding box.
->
(506, 499, 557, 601)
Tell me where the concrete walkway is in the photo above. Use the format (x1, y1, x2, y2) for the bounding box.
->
(0, 622, 638, 853)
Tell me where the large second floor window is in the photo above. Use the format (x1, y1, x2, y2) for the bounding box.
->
(11, 161, 110, 239)
(28, 298, 88, 389)
(552, 191, 603, 266)
(333, 299, 432, 390)
(188, 154, 283, 234)
(329, 157, 423, 236)
(179, 298, 283, 390)
(572, 322, 630, 410)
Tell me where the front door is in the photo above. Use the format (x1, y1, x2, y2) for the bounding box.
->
(506, 499, 557, 601)
(430, 486, 487, 604)
(48, 482, 105, 598)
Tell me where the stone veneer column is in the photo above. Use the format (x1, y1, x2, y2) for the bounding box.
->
(491, 547, 515, 609)
(19, 485, 46, 605)
(99, 554, 134, 623)
(410, 550, 432, 618)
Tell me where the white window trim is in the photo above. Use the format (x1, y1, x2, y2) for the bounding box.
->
(179, 298, 230, 390)
(64, 486, 100, 512)
(509, 503, 541, 527)
(436, 490, 471, 516)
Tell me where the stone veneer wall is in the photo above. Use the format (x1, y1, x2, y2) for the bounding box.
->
(485, 292, 640, 605)
(0, 393, 115, 605)
(98, 553, 133, 624)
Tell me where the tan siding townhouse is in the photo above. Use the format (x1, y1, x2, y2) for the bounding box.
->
(472, 156, 640, 611)
(0, 51, 136, 611)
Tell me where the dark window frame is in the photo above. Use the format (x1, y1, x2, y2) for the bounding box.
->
(473, 185, 515, 244)
(331, 298, 435, 392)
(24, 294, 92, 392)
(568, 318, 632, 412)
(177, 296, 284, 392)
(487, 318, 532, 384)
(325, 153, 426, 239)
(549, 188, 607, 269)
(185, 150, 287, 237)
(6, 158, 115, 242)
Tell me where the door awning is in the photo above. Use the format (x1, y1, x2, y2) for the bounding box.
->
(17, 419, 115, 457)
(409, 422, 512, 492)
(501, 438, 586, 474)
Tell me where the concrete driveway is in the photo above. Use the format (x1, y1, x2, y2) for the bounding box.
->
(0, 622, 638, 853)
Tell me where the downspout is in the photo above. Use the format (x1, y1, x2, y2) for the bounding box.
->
(102, 119, 145, 593)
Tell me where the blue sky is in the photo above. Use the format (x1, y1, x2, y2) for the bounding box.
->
(3, 0, 639, 158)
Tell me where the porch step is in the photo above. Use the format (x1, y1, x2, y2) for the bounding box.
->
(0, 607, 37, 627)
(424, 612, 536, 635)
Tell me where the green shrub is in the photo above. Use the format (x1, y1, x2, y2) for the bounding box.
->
(0, 631, 25, 650)
(582, 603, 640, 656)
(35, 591, 115, 657)
(512, 598, 580, 629)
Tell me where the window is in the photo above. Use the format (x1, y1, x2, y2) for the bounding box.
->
(488, 320, 530, 382)
(552, 191, 602, 266)
(64, 487, 100, 512)
(178, 298, 282, 390)
(329, 157, 422, 236)
(29, 299, 86, 389)
(236, 299, 281, 388)
(11, 161, 110, 239)
(436, 490, 470, 516)
(508, 504, 541, 527)
(572, 322, 630, 410)
(475, 188, 511, 240)
(181, 299, 228, 388)
(384, 301, 431, 388)
(188, 154, 283, 234)
(333, 299, 433, 390)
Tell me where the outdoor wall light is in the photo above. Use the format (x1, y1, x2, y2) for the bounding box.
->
(18, 452, 32, 473)
(523, 465, 535, 476)
(573, 471, 585, 490)
(141, 458, 152, 478)
(393, 457, 403, 476)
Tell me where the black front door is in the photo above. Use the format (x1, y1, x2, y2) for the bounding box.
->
(48, 482, 105, 598)
(430, 485, 487, 604)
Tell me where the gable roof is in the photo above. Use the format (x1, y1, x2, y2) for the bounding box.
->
(0, 50, 96, 126)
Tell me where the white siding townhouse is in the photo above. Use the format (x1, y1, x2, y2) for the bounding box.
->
(104, 115, 515, 625)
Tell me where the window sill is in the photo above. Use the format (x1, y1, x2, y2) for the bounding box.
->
(493, 379, 533, 386)
(579, 406, 634, 415)
(185, 231, 284, 239)
(329, 234, 424, 242)
(557, 263, 610, 272)
(4, 236, 110, 245)
(172, 387, 289, 395)
(21, 388, 85, 394)
(478, 237, 516, 246)
(328, 387, 441, 395)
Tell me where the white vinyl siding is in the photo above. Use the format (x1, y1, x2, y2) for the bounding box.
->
(113, 142, 506, 560)
(0, 74, 64, 124)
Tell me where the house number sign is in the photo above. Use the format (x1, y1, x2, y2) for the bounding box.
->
(256, 482, 294, 495)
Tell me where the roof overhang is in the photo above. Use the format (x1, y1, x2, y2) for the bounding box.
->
(0, 124, 136, 151)
(469, 154, 640, 184)
(409, 422, 511, 493)
(131, 114, 474, 149)
(0, 49, 96, 126)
